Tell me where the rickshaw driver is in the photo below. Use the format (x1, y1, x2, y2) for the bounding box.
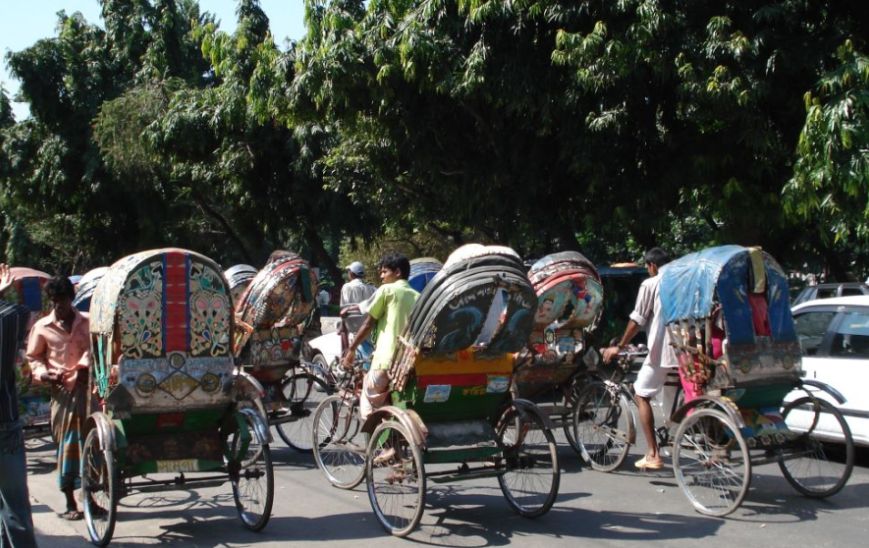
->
(340, 253, 419, 420)
(602, 247, 676, 471)
(26, 276, 91, 521)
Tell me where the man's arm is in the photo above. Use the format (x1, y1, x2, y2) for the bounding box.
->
(602, 319, 641, 363)
(341, 314, 376, 369)
(0, 263, 12, 293)
(602, 279, 654, 363)
(25, 327, 57, 383)
(340, 284, 350, 307)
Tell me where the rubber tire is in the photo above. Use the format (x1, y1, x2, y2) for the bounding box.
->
(780, 396, 854, 498)
(82, 428, 118, 547)
(571, 381, 633, 472)
(275, 373, 331, 452)
(230, 417, 274, 532)
(366, 421, 426, 537)
(496, 404, 560, 517)
(673, 408, 751, 517)
(312, 394, 366, 489)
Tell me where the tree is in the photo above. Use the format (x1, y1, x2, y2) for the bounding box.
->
(784, 40, 869, 279)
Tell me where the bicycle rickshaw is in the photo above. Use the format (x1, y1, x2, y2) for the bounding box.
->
(233, 251, 330, 451)
(224, 264, 258, 305)
(311, 302, 374, 489)
(1, 267, 52, 437)
(408, 257, 442, 292)
(656, 245, 854, 516)
(82, 248, 274, 545)
(73, 266, 108, 312)
(512, 252, 605, 455)
(342, 244, 559, 536)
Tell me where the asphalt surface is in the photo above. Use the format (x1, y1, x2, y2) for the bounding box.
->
(25, 422, 869, 548)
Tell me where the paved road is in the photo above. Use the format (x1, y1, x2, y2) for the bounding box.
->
(26, 426, 869, 548)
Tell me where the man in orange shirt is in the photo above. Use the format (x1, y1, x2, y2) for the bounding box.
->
(26, 276, 90, 521)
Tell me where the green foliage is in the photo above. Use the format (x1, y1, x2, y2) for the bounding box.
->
(785, 40, 869, 245)
(2, 0, 868, 282)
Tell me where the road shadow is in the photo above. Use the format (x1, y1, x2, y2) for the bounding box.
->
(105, 510, 392, 545)
(395, 482, 723, 546)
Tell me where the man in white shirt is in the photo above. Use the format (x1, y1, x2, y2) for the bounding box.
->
(602, 247, 676, 471)
(340, 261, 376, 307)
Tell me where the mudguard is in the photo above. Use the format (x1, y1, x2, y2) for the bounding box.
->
(238, 406, 273, 445)
(361, 406, 428, 448)
(796, 379, 847, 404)
(670, 394, 747, 429)
(85, 411, 117, 452)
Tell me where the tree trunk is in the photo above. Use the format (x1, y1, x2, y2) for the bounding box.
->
(190, 189, 255, 264)
(302, 221, 342, 287)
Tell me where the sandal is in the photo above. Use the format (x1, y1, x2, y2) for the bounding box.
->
(634, 455, 664, 471)
(60, 510, 84, 521)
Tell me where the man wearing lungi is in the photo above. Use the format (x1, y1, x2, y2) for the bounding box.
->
(26, 276, 90, 521)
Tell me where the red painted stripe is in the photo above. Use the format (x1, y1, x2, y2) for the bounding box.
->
(417, 373, 488, 388)
(163, 252, 188, 352)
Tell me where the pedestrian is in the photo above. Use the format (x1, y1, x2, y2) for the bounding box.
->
(26, 276, 90, 521)
(340, 261, 376, 307)
(601, 247, 676, 470)
(341, 253, 418, 419)
(1, 264, 38, 547)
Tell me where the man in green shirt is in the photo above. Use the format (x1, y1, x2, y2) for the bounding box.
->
(341, 253, 419, 418)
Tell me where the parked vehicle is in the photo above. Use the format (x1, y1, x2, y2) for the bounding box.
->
(792, 282, 869, 306)
(788, 295, 869, 446)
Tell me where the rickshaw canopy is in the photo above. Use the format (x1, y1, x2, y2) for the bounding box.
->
(89, 248, 232, 355)
(660, 245, 796, 345)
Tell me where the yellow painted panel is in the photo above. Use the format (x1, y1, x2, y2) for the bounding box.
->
(414, 351, 514, 376)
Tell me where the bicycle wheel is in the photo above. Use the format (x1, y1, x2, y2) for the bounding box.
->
(312, 394, 366, 489)
(366, 420, 426, 537)
(82, 428, 118, 547)
(572, 381, 633, 472)
(229, 414, 274, 531)
(673, 408, 750, 517)
(275, 373, 331, 452)
(496, 403, 560, 517)
(780, 396, 854, 498)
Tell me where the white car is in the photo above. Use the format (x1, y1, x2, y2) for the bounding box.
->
(787, 295, 869, 446)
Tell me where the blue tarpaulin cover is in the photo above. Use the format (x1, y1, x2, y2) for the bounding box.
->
(660, 245, 796, 345)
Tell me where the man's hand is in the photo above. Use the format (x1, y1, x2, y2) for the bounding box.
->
(340, 350, 355, 371)
(40, 369, 61, 384)
(602, 346, 621, 364)
(0, 263, 12, 293)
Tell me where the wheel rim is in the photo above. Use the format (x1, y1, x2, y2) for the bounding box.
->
(230, 423, 274, 530)
(573, 383, 631, 471)
(275, 373, 330, 451)
(366, 422, 425, 536)
(497, 407, 559, 516)
(313, 395, 366, 488)
(673, 409, 750, 516)
(780, 397, 854, 497)
(82, 429, 115, 546)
